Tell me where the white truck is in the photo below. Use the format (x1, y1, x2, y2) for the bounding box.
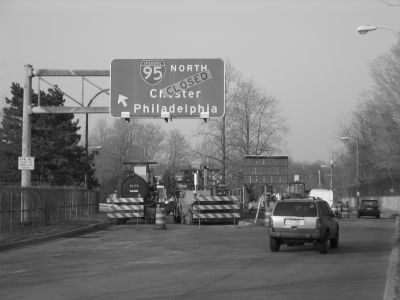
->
(308, 189, 334, 208)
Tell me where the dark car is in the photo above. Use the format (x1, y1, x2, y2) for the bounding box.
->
(357, 199, 380, 218)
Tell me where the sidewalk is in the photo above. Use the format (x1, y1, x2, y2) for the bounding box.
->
(0, 214, 111, 251)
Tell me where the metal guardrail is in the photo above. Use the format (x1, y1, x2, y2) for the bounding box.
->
(0, 187, 99, 234)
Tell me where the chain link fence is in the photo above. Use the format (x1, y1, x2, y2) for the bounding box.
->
(0, 187, 99, 234)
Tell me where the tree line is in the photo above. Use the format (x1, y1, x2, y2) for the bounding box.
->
(90, 61, 288, 196)
(0, 61, 288, 197)
(336, 37, 400, 196)
(290, 37, 400, 197)
(3, 42, 399, 199)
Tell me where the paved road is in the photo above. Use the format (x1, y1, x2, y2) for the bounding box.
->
(0, 218, 395, 300)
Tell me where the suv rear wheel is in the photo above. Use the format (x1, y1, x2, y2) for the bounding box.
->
(319, 234, 328, 254)
(330, 230, 339, 248)
(269, 237, 280, 252)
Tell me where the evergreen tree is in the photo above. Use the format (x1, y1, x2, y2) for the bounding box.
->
(0, 83, 23, 184)
(0, 83, 97, 187)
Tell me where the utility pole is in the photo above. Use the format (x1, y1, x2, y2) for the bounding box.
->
(222, 115, 226, 185)
(21, 64, 33, 223)
(21, 64, 33, 188)
(330, 153, 334, 190)
(318, 170, 321, 188)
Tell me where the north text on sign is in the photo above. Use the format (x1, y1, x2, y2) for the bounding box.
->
(170, 64, 208, 72)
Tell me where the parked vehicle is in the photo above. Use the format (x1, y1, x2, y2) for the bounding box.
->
(357, 199, 380, 219)
(267, 198, 339, 254)
(308, 189, 334, 208)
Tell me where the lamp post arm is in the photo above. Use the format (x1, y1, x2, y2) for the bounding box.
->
(88, 88, 110, 107)
(377, 26, 400, 34)
(357, 25, 400, 35)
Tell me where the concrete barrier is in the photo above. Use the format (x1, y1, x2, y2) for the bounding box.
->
(341, 195, 400, 215)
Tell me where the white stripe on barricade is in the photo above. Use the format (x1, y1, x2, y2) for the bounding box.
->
(111, 198, 144, 204)
(193, 212, 241, 219)
(193, 204, 240, 210)
(110, 204, 143, 211)
(107, 212, 144, 218)
(107, 198, 145, 223)
(195, 196, 240, 202)
(191, 196, 241, 224)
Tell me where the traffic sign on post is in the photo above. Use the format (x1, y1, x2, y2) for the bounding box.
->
(110, 59, 225, 119)
(18, 157, 35, 170)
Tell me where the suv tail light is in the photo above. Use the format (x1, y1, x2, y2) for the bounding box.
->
(316, 218, 321, 230)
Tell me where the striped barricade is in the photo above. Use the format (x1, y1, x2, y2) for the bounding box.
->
(107, 198, 144, 224)
(192, 196, 241, 224)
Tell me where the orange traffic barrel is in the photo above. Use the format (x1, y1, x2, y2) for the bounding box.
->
(154, 207, 167, 230)
(264, 207, 272, 226)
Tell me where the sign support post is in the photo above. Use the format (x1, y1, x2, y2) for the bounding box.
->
(22, 64, 33, 188)
(21, 65, 33, 223)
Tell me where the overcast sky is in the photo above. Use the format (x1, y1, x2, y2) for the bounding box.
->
(0, 0, 399, 163)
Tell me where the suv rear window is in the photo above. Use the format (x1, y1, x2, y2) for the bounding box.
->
(273, 202, 317, 217)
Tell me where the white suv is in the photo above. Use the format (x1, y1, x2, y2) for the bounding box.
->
(267, 199, 339, 254)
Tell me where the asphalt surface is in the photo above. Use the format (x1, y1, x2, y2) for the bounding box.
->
(0, 212, 399, 299)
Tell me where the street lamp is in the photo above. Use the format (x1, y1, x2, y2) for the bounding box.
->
(340, 136, 359, 210)
(357, 25, 400, 35)
(318, 169, 321, 188)
(84, 89, 109, 189)
(85, 89, 110, 156)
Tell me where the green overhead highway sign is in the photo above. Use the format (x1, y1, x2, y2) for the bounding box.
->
(110, 58, 225, 119)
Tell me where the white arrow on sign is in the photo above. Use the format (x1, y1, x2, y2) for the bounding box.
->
(117, 94, 128, 108)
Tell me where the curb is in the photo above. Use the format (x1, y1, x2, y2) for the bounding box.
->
(384, 216, 400, 300)
(0, 221, 111, 252)
(237, 219, 266, 227)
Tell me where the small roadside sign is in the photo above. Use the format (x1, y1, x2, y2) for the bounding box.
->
(18, 157, 35, 170)
(110, 58, 225, 119)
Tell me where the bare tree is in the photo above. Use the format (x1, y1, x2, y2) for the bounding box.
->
(164, 129, 192, 174)
(196, 61, 287, 187)
(231, 79, 287, 156)
(338, 37, 400, 188)
(136, 121, 165, 162)
(89, 119, 141, 193)
(196, 60, 241, 185)
(109, 119, 140, 165)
